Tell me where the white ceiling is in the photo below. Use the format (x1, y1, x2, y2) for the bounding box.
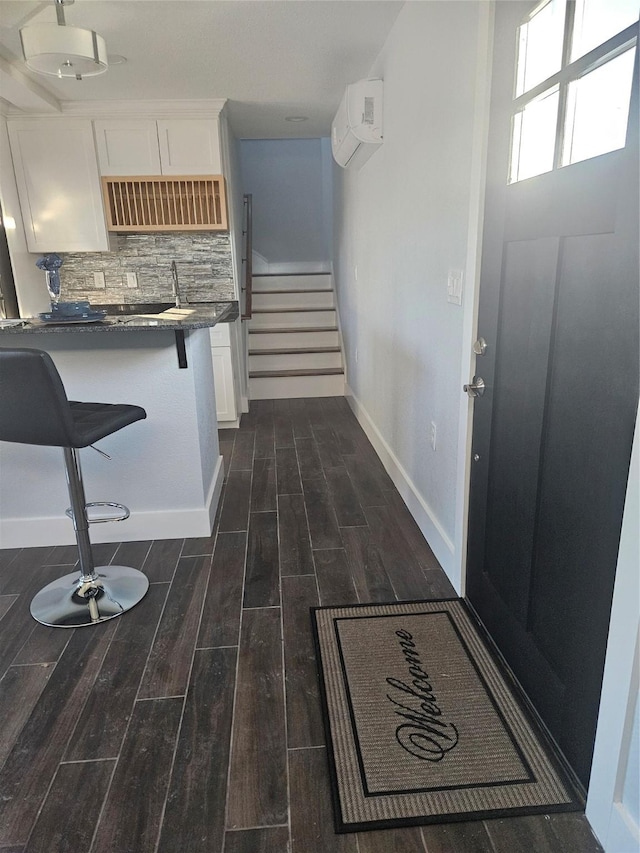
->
(0, 0, 403, 137)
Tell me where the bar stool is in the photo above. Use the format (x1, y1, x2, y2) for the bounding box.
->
(0, 347, 150, 627)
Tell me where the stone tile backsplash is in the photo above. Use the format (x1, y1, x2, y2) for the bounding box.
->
(60, 232, 236, 304)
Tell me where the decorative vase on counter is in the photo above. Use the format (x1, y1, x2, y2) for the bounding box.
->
(36, 253, 64, 306)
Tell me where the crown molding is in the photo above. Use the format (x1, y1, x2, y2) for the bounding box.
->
(61, 99, 227, 119)
(2, 98, 228, 120)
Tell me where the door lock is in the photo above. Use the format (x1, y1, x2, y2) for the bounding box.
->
(464, 376, 485, 398)
(473, 337, 488, 356)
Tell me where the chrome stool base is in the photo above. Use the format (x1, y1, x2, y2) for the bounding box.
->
(30, 565, 149, 628)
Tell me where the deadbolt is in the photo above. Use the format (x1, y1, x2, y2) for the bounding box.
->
(473, 337, 487, 356)
(463, 376, 485, 398)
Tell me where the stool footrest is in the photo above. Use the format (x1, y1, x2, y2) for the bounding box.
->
(65, 501, 130, 524)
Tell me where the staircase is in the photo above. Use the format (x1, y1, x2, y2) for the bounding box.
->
(248, 273, 345, 400)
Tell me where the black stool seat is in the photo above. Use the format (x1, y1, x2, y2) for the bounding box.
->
(0, 346, 149, 628)
(67, 402, 147, 448)
(0, 348, 145, 447)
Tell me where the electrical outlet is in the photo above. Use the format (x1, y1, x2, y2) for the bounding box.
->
(430, 421, 437, 450)
(93, 271, 106, 289)
(125, 272, 138, 289)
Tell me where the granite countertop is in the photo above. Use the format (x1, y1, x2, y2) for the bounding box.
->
(0, 302, 239, 335)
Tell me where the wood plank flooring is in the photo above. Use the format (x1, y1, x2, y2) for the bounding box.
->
(0, 397, 601, 853)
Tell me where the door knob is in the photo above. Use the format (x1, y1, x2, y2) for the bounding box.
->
(464, 376, 485, 398)
(473, 337, 487, 356)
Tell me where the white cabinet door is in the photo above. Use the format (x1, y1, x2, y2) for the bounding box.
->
(94, 120, 161, 175)
(157, 120, 221, 174)
(212, 347, 237, 422)
(8, 119, 110, 253)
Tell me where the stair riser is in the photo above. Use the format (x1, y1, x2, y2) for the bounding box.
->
(252, 274, 332, 292)
(248, 330, 340, 348)
(250, 352, 342, 371)
(249, 310, 336, 329)
(250, 373, 345, 400)
(252, 291, 334, 310)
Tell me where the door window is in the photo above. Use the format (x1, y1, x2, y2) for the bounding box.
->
(511, 88, 560, 182)
(509, 0, 639, 183)
(562, 47, 636, 165)
(516, 0, 566, 95)
(571, 0, 639, 60)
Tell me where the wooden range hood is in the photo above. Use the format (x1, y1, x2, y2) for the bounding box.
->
(101, 175, 228, 232)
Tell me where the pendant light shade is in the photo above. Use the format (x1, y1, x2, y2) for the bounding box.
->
(21, 23, 107, 79)
(20, 0, 108, 81)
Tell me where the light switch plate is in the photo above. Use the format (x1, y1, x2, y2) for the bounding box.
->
(93, 271, 106, 289)
(447, 269, 463, 305)
(126, 272, 138, 289)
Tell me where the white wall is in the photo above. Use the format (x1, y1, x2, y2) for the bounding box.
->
(241, 138, 332, 270)
(333, 1, 489, 586)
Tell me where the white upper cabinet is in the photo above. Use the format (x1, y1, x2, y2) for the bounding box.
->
(8, 119, 111, 253)
(94, 120, 161, 175)
(157, 120, 222, 174)
(95, 118, 221, 176)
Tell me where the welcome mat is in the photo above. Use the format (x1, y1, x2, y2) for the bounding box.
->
(312, 599, 582, 833)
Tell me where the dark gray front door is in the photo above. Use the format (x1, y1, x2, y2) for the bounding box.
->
(466, 1, 639, 788)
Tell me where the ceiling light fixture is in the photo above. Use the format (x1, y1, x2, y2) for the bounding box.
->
(285, 116, 308, 123)
(20, 0, 108, 81)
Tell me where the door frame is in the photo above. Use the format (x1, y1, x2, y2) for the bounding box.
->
(586, 405, 640, 849)
(456, 1, 640, 846)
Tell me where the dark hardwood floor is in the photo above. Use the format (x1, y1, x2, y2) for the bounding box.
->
(0, 397, 602, 852)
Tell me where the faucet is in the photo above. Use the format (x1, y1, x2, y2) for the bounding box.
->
(170, 260, 182, 308)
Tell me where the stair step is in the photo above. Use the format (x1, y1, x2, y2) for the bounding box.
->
(249, 371, 345, 400)
(250, 349, 342, 371)
(252, 274, 332, 292)
(248, 328, 340, 349)
(249, 326, 338, 334)
(249, 347, 341, 355)
(249, 367, 344, 378)
(252, 307, 332, 313)
(252, 290, 334, 311)
(249, 309, 336, 329)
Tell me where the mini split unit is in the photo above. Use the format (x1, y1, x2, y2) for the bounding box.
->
(331, 78, 383, 170)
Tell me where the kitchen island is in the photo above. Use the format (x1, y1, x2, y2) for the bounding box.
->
(0, 303, 236, 548)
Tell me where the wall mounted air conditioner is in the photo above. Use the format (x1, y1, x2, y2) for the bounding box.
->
(331, 78, 383, 170)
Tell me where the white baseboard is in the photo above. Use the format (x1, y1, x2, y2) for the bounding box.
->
(0, 455, 225, 548)
(218, 417, 241, 430)
(345, 385, 456, 585)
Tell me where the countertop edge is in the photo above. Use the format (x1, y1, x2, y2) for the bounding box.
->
(0, 301, 238, 336)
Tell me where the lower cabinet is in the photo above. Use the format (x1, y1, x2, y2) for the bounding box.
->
(210, 322, 238, 425)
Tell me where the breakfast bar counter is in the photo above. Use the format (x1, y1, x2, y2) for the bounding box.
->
(0, 304, 236, 549)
